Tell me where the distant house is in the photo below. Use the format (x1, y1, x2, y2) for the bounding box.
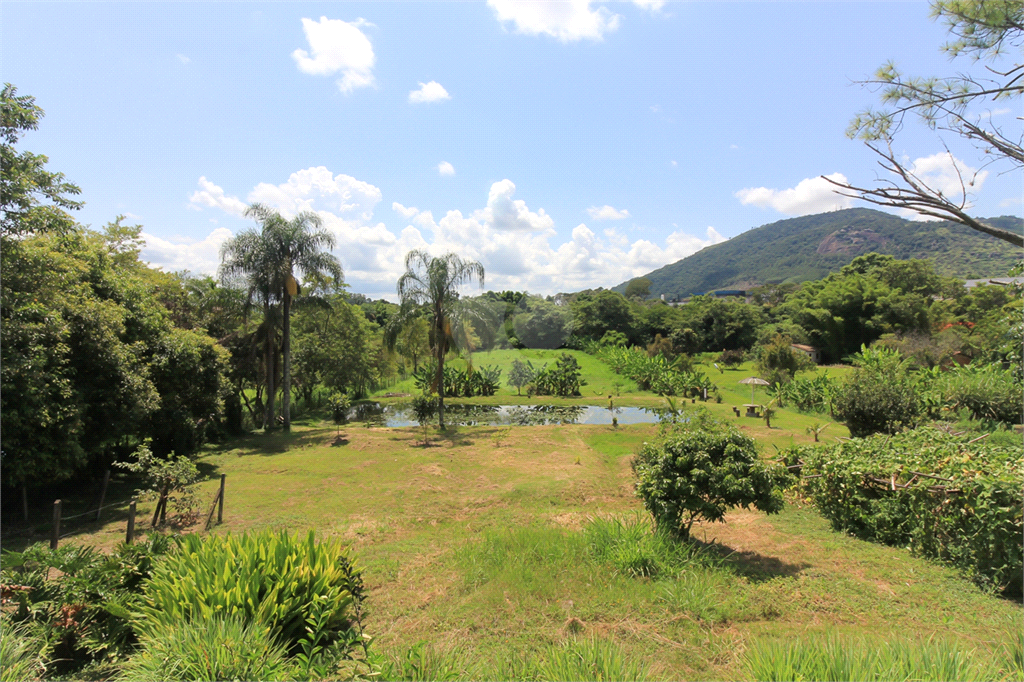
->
(791, 344, 820, 364)
(964, 277, 1024, 289)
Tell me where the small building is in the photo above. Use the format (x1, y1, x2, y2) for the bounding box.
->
(791, 344, 821, 364)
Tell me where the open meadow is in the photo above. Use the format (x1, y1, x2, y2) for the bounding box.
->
(8, 372, 1019, 680)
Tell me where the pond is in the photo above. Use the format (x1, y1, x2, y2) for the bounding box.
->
(347, 402, 667, 428)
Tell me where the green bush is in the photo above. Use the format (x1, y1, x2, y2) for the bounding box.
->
(118, 615, 297, 682)
(934, 364, 1023, 424)
(798, 425, 1023, 596)
(744, 634, 1016, 682)
(529, 353, 586, 397)
(137, 530, 365, 654)
(0, 535, 173, 673)
(835, 347, 921, 436)
(632, 420, 786, 540)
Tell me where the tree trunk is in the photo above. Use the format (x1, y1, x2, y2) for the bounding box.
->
(264, 314, 275, 430)
(436, 346, 445, 429)
(282, 292, 292, 432)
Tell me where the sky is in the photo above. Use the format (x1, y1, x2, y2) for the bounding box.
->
(4, 1, 1021, 299)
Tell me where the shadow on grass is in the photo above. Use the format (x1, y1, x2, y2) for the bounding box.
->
(209, 425, 334, 457)
(710, 541, 811, 581)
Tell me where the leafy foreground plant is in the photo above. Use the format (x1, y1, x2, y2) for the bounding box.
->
(0, 615, 45, 682)
(117, 614, 297, 682)
(797, 425, 1023, 596)
(632, 413, 787, 540)
(0, 534, 173, 676)
(137, 530, 368, 660)
(744, 634, 1021, 682)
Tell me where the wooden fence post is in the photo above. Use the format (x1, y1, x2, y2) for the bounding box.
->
(126, 499, 136, 544)
(51, 500, 61, 550)
(217, 474, 225, 525)
(95, 470, 111, 521)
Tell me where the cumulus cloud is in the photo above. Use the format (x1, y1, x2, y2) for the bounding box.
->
(292, 16, 375, 93)
(409, 81, 450, 103)
(172, 169, 729, 297)
(189, 177, 248, 217)
(141, 228, 233, 275)
(437, 161, 455, 176)
(587, 205, 630, 220)
(907, 152, 988, 199)
(176, 53, 190, 64)
(488, 0, 621, 42)
(632, 0, 665, 11)
(734, 173, 853, 216)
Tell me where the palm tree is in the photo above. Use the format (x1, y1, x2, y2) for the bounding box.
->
(220, 203, 342, 431)
(385, 250, 484, 429)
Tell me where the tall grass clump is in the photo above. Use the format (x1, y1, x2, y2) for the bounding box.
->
(532, 638, 649, 682)
(117, 615, 296, 682)
(744, 635, 1016, 682)
(138, 530, 365, 654)
(0, 616, 44, 682)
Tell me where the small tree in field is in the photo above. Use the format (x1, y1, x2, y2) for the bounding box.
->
(507, 359, 534, 396)
(632, 418, 785, 540)
(327, 392, 350, 436)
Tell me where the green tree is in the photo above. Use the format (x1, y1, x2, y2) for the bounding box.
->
(220, 204, 343, 431)
(385, 251, 485, 428)
(624, 277, 652, 300)
(507, 359, 534, 396)
(396, 316, 430, 371)
(1, 84, 82, 239)
(754, 334, 815, 387)
(827, 1, 1023, 246)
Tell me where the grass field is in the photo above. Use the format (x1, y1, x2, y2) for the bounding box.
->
(3, 354, 1018, 680)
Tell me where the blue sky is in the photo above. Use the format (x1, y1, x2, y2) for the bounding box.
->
(4, 1, 1021, 298)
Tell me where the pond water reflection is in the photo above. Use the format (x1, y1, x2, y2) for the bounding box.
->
(348, 402, 665, 428)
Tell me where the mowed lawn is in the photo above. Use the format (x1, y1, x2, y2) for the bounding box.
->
(23, 415, 1022, 680)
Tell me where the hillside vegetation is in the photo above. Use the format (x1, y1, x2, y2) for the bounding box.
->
(616, 209, 1021, 299)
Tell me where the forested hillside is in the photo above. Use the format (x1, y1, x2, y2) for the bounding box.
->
(616, 208, 1022, 299)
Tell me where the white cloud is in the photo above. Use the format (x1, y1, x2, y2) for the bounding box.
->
(292, 16, 375, 94)
(141, 228, 233, 275)
(907, 152, 988, 199)
(173, 169, 729, 297)
(632, 0, 665, 11)
(437, 161, 456, 176)
(999, 196, 1022, 208)
(735, 173, 853, 216)
(488, 0, 621, 42)
(176, 53, 190, 64)
(409, 81, 450, 103)
(392, 202, 419, 218)
(188, 177, 248, 217)
(248, 166, 382, 219)
(670, 160, 677, 167)
(587, 205, 630, 220)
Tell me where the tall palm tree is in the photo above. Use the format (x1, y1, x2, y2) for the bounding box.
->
(220, 203, 342, 431)
(385, 250, 485, 429)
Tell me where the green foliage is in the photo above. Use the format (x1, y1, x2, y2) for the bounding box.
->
(600, 345, 714, 397)
(1, 83, 82, 239)
(744, 634, 1017, 682)
(621, 208, 1020, 300)
(114, 442, 201, 525)
(293, 298, 387, 400)
(925, 363, 1023, 424)
(716, 349, 745, 367)
(0, 535, 173, 674)
(413, 362, 502, 397)
(138, 530, 365, 654)
(772, 373, 838, 414)
(632, 417, 786, 540)
(511, 296, 574, 349)
(798, 425, 1023, 596)
(624, 276, 652, 300)
(328, 392, 351, 433)
(506, 358, 535, 395)
(0, 616, 44, 682)
(834, 346, 921, 437)
(117, 615, 297, 682)
(528, 353, 586, 397)
(754, 334, 815, 387)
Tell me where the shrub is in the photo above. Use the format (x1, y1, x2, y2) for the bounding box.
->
(716, 349, 745, 367)
(834, 346, 920, 437)
(114, 442, 201, 526)
(0, 535, 173, 674)
(632, 420, 786, 540)
(529, 353, 586, 397)
(798, 425, 1023, 596)
(507, 359, 535, 396)
(138, 530, 366, 654)
(753, 334, 814, 386)
(533, 638, 649, 682)
(934, 364, 1023, 424)
(117, 615, 297, 682)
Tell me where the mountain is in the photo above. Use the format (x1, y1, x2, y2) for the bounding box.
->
(615, 209, 1023, 299)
